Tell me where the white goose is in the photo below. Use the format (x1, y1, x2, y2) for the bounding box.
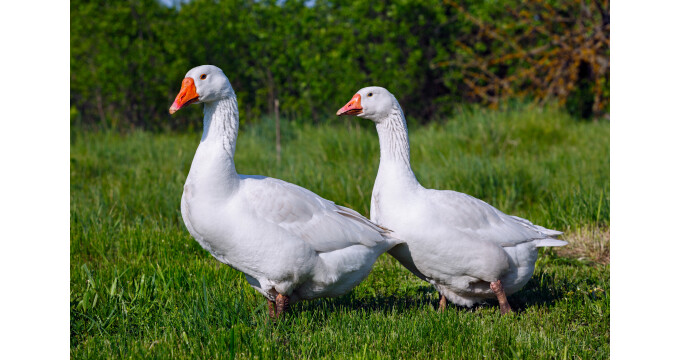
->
(337, 87, 567, 314)
(169, 66, 402, 318)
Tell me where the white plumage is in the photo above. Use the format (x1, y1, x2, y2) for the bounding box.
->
(171, 66, 401, 316)
(337, 86, 567, 312)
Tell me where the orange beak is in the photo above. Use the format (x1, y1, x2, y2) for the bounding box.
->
(169, 77, 199, 114)
(336, 94, 363, 116)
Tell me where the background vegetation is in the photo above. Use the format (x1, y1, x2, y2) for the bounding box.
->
(70, 0, 609, 130)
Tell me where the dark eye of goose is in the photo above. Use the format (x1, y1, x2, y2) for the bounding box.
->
(368, 92, 373, 97)
(200, 74, 207, 80)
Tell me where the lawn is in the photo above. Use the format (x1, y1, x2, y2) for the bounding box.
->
(70, 104, 610, 359)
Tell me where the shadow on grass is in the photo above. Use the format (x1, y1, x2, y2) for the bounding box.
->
(285, 270, 570, 318)
(507, 271, 568, 313)
(292, 284, 439, 317)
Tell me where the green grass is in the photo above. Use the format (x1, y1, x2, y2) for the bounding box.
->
(70, 104, 610, 359)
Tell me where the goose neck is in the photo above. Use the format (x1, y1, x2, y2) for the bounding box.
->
(187, 96, 240, 198)
(201, 95, 239, 157)
(375, 108, 413, 171)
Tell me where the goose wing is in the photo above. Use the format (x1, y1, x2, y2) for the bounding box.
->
(425, 189, 566, 247)
(239, 176, 391, 253)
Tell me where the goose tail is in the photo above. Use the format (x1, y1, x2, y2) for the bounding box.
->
(534, 238, 568, 247)
(508, 215, 567, 247)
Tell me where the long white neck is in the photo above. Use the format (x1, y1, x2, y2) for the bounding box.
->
(186, 96, 240, 198)
(374, 104, 418, 185)
(201, 96, 240, 155)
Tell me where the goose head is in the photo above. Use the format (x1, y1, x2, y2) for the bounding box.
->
(336, 86, 397, 123)
(169, 65, 235, 114)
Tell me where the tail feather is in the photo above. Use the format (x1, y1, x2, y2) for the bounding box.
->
(534, 238, 568, 247)
(335, 205, 392, 235)
(507, 215, 567, 247)
(509, 215, 563, 237)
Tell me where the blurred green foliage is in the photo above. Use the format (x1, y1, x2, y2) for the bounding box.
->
(71, 0, 609, 130)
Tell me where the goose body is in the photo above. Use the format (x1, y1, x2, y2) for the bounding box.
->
(171, 66, 401, 316)
(337, 87, 566, 311)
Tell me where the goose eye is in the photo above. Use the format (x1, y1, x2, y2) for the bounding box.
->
(368, 92, 373, 97)
(200, 74, 207, 80)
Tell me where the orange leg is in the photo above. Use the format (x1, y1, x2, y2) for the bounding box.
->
(438, 293, 447, 311)
(275, 293, 290, 319)
(490, 280, 513, 315)
(267, 299, 276, 319)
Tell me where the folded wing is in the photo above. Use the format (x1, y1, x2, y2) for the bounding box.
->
(425, 189, 566, 248)
(239, 176, 391, 253)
